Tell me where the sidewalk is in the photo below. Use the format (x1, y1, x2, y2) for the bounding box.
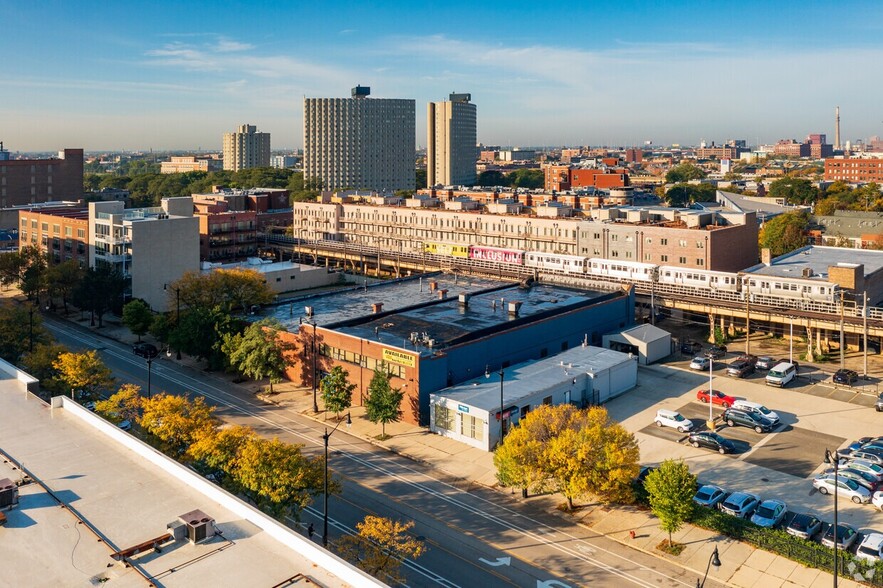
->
(29, 303, 868, 588)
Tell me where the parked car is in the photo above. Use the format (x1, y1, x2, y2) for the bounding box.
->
(654, 409, 694, 433)
(705, 345, 728, 359)
(635, 465, 657, 485)
(821, 523, 859, 550)
(731, 400, 780, 427)
(857, 533, 883, 563)
(688, 431, 736, 454)
(836, 468, 880, 492)
(839, 447, 883, 465)
(681, 340, 703, 354)
(133, 342, 158, 359)
(689, 356, 711, 371)
(833, 369, 859, 386)
(693, 485, 728, 509)
(117, 420, 132, 431)
(777, 359, 800, 372)
(813, 473, 872, 503)
(872, 490, 883, 511)
(755, 356, 776, 370)
(82, 400, 96, 412)
(766, 362, 797, 387)
(719, 492, 760, 518)
(750, 499, 787, 528)
(722, 408, 774, 433)
(877, 392, 883, 412)
(696, 389, 736, 408)
(786, 513, 822, 539)
(727, 358, 755, 378)
(843, 459, 883, 482)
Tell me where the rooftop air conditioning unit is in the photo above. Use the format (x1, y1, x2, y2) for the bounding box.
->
(0, 478, 18, 509)
(178, 509, 215, 544)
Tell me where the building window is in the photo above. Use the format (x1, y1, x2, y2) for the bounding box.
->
(697, 258, 705, 266)
(543, 396, 552, 405)
(679, 256, 687, 264)
(660, 238, 668, 246)
(661, 255, 668, 262)
(434, 405, 454, 431)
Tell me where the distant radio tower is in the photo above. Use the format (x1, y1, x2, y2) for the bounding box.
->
(835, 106, 841, 151)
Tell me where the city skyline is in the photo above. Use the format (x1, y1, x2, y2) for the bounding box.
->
(4, 1, 883, 151)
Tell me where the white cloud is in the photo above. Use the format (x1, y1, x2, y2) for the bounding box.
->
(214, 37, 254, 53)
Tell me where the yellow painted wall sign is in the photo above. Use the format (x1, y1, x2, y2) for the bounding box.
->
(382, 348, 415, 368)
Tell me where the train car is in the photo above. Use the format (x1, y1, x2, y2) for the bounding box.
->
(524, 252, 589, 274)
(658, 266, 741, 292)
(424, 241, 470, 258)
(469, 245, 525, 265)
(744, 275, 838, 303)
(588, 258, 656, 282)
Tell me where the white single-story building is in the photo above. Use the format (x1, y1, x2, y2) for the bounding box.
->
(203, 258, 342, 295)
(429, 345, 638, 451)
(603, 323, 672, 365)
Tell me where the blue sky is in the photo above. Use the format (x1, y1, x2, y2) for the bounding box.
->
(3, 1, 883, 151)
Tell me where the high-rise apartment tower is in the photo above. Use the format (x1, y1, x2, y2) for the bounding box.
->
(303, 86, 415, 192)
(222, 124, 271, 171)
(427, 93, 477, 187)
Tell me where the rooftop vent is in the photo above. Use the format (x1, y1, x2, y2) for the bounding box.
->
(438, 289, 448, 299)
(372, 302, 383, 314)
(305, 306, 314, 317)
(178, 509, 215, 544)
(0, 478, 18, 509)
(458, 293, 471, 307)
(802, 268, 814, 278)
(508, 301, 523, 316)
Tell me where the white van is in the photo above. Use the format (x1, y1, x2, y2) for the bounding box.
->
(765, 362, 796, 387)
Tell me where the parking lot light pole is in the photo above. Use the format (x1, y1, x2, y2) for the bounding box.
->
(322, 412, 351, 547)
(707, 358, 715, 431)
(824, 448, 839, 588)
(697, 545, 721, 587)
(300, 317, 319, 413)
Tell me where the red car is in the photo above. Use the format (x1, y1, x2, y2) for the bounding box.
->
(696, 389, 735, 408)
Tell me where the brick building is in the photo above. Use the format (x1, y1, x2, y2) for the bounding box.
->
(160, 155, 222, 174)
(0, 148, 84, 207)
(824, 158, 883, 183)
(773, 140, 810, 158)
(17, 206, 90, 266)
(543, 164, 629, 192)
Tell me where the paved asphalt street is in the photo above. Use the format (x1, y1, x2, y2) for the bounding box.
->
(43, 313, 725, 588)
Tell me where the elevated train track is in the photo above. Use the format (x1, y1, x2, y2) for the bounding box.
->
(264, 235, 883, 351)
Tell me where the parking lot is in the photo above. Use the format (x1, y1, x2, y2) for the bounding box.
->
(608, 355, 883, 538)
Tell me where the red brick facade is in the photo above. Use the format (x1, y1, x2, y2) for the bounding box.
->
(0, 149, 84, 207)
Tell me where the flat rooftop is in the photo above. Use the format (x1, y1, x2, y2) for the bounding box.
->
(747, 245, 883, 280)
(340, 283, 612, 352)
(0, 365, 378, 587)
(433, 345, 633, 412)
(265, 273, 507, 329)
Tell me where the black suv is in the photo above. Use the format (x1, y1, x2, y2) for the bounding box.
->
(133, 342, 159, 359)
(722, 408, 774, 433)
(687, 431, 736, 454)
(681, 340, 702, 354)
(833, 369, 859, 386)
(705, 345, 728, 359)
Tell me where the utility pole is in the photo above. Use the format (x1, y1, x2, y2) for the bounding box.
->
(840, 290, 845, 370)
(863, 291, 869, 378)
(745, 283, 751, 356)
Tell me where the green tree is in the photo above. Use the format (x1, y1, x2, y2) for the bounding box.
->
(508, 168, 545, 189)
(321, 365, 356, 419)
(415, 168, 427, 189)
(643, 459, 697, 545)
(759, 211, 810, 257)
(53, 350, 114, 400)
(122, 299, 154, 341)
(45, 260, 84, 314)
(365, 367, 404, 439)
(222, 318, 294, 393)
(17, 245, 48, 302)
(169, 268, 274, 316)
(664, 183, 715, 207)
(336, 516, 426, 584)
(0, 301, 48, 363)
(19, 342, 68, 397)
(72, 265, 127, 327)
(665, 163, 706, 183)
(475, 170, 509, 187)
(189, 424, 256, 488)
(139, 393, 218, 455)
(768, 177, 819, 205)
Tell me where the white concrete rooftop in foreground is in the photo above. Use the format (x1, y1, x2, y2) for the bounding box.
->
(0, 362, 382, 588)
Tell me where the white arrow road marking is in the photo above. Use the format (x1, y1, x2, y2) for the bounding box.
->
(478, 557, 511, 567)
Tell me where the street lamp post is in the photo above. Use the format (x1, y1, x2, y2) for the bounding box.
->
(486, 366, 505, 447)
(824, 448, 840, 587)
(322, 412, 351, 547)
(707, 356, 715, 431)
(300, 317, 319, 413)
(146, 357, 153, 399)
(697, 545, 721, 587)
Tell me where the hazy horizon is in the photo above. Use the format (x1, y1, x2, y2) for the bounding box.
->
(4, 1, 883, 152)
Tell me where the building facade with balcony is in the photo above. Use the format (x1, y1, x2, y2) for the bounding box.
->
(89, 198, 199, 311)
